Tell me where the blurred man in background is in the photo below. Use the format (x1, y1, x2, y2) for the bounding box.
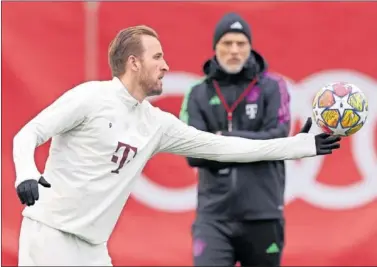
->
(180, 13, 291, 266)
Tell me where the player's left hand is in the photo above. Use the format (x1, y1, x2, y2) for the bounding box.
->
(16, 176, 51, 206)
(299, 117, 341, 155)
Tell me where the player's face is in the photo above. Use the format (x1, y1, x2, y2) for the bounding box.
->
(139, 35, 169, 97)
(215, 32, 251, 74)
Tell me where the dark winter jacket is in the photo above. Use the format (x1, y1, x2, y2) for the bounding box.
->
(179, 50, 291, 220)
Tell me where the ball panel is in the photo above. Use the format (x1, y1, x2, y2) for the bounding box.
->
(332, 82, 353, 97)
(312, 110, 317, 122)
(341, 109, 360, 128)
(318, 90, 335, 108)
(348, 92, 364, 111)
(312, 91, 322, 108)
(317, 119, 333, 134)
(322, 109, 340, 128)
(345, 122, 364, 136)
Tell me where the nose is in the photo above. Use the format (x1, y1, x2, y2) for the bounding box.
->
(162, 59, 169, 72)
(230, 43, 240, 54)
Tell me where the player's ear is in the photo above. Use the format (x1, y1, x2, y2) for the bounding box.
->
(129, 55, 140, 72)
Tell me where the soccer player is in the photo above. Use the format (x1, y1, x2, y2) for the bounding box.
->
(179, 13, 292, 266)
(13, 25, 340, 266)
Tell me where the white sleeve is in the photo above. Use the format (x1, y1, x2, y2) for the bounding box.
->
(13, 83, 94, 187)
(157, 111, 317, 161)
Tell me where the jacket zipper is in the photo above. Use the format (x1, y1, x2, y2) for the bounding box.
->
(213, 80, 257, 218)
(231, 167, 238, 218)
(229, 89, 238, 219)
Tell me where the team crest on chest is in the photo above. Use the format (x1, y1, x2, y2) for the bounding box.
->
(245, 104, 258, 119)
(245, 85, 260, 119)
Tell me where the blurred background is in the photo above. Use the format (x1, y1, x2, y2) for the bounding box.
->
(2, 1, 377, 266)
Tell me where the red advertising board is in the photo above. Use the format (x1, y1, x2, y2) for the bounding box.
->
(2, 2, 377, 266)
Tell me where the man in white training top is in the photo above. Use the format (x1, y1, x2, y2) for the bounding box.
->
(13, 25, 341, 266)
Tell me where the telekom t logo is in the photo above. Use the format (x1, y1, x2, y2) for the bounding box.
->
(111, 142, 138, 174)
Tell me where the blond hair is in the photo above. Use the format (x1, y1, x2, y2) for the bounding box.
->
(108, 25, 159, 77)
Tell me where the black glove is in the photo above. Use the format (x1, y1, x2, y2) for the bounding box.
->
(16, 176, 51, 206)
(299, 117, 341, 155)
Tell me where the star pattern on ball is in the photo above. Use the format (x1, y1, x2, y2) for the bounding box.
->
(331, 94, 354, 116)
(358, 108, 368, 125)
(313, 101, 327, 121)
(312, 82, 368, 136)
(330, 118, 349, 136)
(326, 94, 357, 136)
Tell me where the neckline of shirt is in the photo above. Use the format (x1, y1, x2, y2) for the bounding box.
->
(110, 77, 141, 108)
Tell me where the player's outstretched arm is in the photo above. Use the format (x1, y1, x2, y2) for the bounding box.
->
(13, 83, 94, 205)
(158, 111, 341, 162)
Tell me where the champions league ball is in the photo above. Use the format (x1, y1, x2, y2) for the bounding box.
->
(312, 82, 368, 136)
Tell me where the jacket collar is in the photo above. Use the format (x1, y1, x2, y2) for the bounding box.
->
(110, 77, 140, 108)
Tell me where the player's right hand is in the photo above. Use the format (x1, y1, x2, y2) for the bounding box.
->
(299, 117, 341, 155)
(16, 177, 51, 206)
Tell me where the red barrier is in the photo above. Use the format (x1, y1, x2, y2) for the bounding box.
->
(2, 2, 377, 266)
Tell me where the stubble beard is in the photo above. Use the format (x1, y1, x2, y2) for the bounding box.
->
(139, 70, 162, 97)
(218, 56, 249, 75)
(218, 60, 245, 74)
